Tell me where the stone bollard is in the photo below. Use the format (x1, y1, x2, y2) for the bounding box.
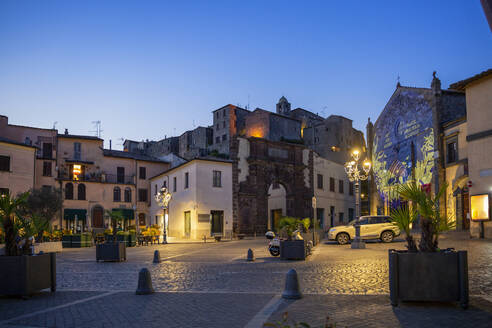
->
(247, 248, 255, 261)
(153, 250, 161, 263)
(282, 269, 302, 299)
(136, 268, 154, 295)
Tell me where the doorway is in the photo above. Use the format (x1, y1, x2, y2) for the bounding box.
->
(138, 213, 146, 226)
(92, 206, 104, 228)
(184, 211, 191, 238)
(270, 209, 282, 232)
(211, 210, 224, 235)
(462, 192, 470, 230)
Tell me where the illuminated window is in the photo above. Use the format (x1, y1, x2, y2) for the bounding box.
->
(471, 194, 490, 221)
(72, 165, 82, 180)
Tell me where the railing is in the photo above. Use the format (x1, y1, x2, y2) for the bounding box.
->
(58, 172, 135, 185)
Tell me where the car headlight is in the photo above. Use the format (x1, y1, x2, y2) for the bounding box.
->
(329, 228, 336, 232)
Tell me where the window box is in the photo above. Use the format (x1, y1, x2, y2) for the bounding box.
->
(0, 253, 56, 296)
(389, 249, 468, 308)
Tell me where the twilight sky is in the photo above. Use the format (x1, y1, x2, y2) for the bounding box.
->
(1, 0, 491, 149)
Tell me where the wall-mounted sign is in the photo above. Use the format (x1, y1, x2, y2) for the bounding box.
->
(470, 194, 490, 221)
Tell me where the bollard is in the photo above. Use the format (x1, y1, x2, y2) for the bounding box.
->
(153, 250, 161, 263)
(136, 268, 154, 295)
(282, 269, 302, 299)
(247, 248, 255, 261)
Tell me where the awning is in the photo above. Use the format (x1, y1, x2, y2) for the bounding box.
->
(64, 209, 87, 220)
(112, 208, 134, 220)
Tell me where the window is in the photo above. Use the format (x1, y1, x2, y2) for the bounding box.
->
(213, 170, 222, 187)
(43, 161, 52, 176)
(0, 155, 10, 171)
(222, 134, 227, 141)
(223, 121, 226, 128)
(117, 167, 125, 184)
(78, 184, 86, 200)
(358, 217, 369, 225)
(163, 180, 167, 188)
(173, 177, 177, 192)
(348, 208, 354, 220)
(330, 177, 335, 192)
(216, 136, 220, 144)
(216, 124, 220, 130)
(339, 212, 344, 223)
(42, 143, 53, 159)
(72, 164, 83, 180)
(349, 182, 354, 196)
(124, 188, 131, 202)
(65, 183, 73, 200)
(73, 142, 81, 160)
(447, 140, 458, 164)
(138, 188, 148, 202)
(154, 184, 158, 195)
(184, 172, 189, 189)
(139, 167, 146, 179)
(339, 180, 344, 194)
(317, 174, 323, 189)
(113, 187, 121, 202)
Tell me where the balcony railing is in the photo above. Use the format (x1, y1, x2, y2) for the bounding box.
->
(57, 172, 135, 185)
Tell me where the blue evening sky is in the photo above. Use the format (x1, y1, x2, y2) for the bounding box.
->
(1, 1, 491, 149)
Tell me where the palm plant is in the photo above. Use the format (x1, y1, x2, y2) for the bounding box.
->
(278, 217, 310, 240)
(0, 191, 29, 256)
(397, 181, 452, 252)
(391, 205, 417, 252)
(104, 210, 124, 243)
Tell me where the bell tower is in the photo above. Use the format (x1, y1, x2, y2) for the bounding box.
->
(276, 96, 291, 116)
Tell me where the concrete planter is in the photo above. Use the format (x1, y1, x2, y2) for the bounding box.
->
(280, 240, 307, 260)
(34, 242, 63, 254)
(96, 242, 126, 262)
(389, 249, 468, 308)
(0, 253, 56, 296)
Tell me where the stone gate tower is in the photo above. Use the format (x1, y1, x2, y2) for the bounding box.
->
(276, 96, 291, 116)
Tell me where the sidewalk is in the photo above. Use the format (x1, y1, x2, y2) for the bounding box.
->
(1, 291, 492, 328)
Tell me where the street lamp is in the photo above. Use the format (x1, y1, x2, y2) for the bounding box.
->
(155, 186, 172, 244)
(344, 149, 371, 249)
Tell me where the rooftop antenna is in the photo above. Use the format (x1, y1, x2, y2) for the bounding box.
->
(247, 94, 250, 110)
(91, 120, 103, 138)
(397, 74, 401, 87)
(52, 121, 58, 130)
(320, 106, 328, 118)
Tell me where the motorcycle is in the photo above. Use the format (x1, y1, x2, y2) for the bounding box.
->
(265, 231, 280, 256)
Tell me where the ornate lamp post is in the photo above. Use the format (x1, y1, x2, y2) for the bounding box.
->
(344, 149, 371, 249)
(155, 186, 172, 244)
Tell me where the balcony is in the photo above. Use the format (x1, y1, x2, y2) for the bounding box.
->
(57, 172, 135, 185)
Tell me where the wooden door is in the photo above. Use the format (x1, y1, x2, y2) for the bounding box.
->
(92, 206, 104, 228)
(184, 211, 191, 238)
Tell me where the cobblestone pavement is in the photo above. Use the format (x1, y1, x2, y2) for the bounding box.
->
(1, 232, 492, 327)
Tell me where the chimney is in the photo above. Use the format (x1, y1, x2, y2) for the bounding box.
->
(109, 140, 112, 150)
(64, 128, 69, 135)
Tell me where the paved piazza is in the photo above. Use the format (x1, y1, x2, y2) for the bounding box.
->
(1, 232, 492, 327)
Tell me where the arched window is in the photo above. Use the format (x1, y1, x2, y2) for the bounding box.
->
(124, 188, 131, 203)
(113, 187, 121, 202)
(65, 183, 73, 200)
(78, 184, 86, 200)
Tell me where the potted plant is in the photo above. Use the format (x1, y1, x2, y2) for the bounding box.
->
(96, 210, 126, 262)
(278, 217, 310, 260)
(0, 191, 56, 296)
(389, 181, 468, 308)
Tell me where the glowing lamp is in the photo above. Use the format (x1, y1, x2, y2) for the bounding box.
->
(470, 194, 490, 221)
(73, 165, 82, 180)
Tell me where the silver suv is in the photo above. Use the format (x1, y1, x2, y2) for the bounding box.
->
(328, 215, 400, 245)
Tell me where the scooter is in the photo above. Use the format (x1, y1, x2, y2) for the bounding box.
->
(265, 231, 280, 256)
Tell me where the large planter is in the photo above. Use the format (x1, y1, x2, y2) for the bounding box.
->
(96, 242, 126, 262)
(389, 249, 468, 308)
(116, 234, 137, 247)
(280, 240, 307, 260)
(0, 253, 56, 296)
(34, 242, 63, 253)
(62, 234, 92, 248)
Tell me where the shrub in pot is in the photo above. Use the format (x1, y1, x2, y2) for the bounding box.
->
(0, 191, 56, 296)
(278, 217, 310, 260)
(389, 181, 468, 308)
(96, 210, 126, 262)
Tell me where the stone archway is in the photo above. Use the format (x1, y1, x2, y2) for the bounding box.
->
(233, 137, 313, 235)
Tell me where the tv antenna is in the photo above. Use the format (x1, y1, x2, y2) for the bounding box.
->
(91, 121, 103, 138)
(320, 106, 328, 118)
(52, 121, 58, 130)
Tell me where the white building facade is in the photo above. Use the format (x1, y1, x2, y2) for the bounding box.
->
(312, 153, 356, 229)
(150, 158, 233, 241)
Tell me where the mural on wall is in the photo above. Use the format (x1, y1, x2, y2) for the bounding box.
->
(372, 90, 435, 206)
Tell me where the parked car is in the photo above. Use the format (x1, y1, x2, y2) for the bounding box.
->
(328, 216, 400, 245)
